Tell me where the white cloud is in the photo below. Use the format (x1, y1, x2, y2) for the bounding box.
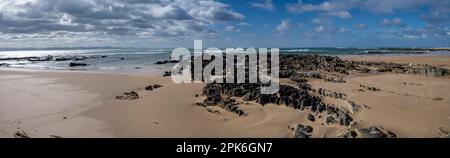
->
(379, 18, 406, 27)
(354, 23, 369, 30)
(326, 11, 352, 19)
(287, 0, 351, 19)
(0, 0, 245, 41)
(250, 0, 275, 11)
(315, 26, 325, 32)
(225, 26, 240, 32)
(275, 19, 291, 33)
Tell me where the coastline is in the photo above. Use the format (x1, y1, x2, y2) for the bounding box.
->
(1, 53, 450, 138)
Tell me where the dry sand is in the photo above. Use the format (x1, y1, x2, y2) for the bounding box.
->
(1, 54, 450, 138)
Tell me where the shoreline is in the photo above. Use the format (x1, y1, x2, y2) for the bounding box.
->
(1, 54, 450, 138)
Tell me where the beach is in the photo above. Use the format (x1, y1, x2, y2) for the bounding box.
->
(1, 54, 450, 138)
(0, 52, 450, 138)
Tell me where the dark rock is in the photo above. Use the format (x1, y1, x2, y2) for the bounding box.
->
(14, 131, 29, 138)
(438, 127, 449, 138)
(153, 84, 162, 89)
(325, 106, 353, 126)
(307, 113, 315, 122)
(360, 84, 381, 91)
(360, 67, 371, 73)
(348, 100, 362, 113)
(155, 60, 179, 65)
(358, 126, 396, 138)
(341, 125, 396, 138)
(69, 62, 89, 67)
(318, 88, 346, 99)
(162, 71, 172, 77)
(145, 85, 154, 91)
(50, 135, 62, 138)
(295, 132, 309, 138)
(201, 84, 246, 116)
(294, 124, 313, 138)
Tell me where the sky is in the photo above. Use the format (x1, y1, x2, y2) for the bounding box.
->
(0, 0, 449, 48)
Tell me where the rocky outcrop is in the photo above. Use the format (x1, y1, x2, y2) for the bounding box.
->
(350, 60, 450, 77)
(280, 55, 354, 74)
(197, 83, 247, 116)
(318, 88, 346, 100)
(325, 105, 353, 126)
(202, 82, 355, 127)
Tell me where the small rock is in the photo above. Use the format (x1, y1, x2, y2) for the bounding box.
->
(153, 84, 162, 89)
(307, 113, 315, 122)
(162, 71, 172, 77)
(14, 131, 29, 138)
(50, 135, 62, 138)
(145, 85, 154, 91)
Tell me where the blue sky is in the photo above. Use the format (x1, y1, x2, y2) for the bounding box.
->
(0, 0, 449, 48)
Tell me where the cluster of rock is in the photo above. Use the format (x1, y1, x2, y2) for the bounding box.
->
(350, 61, 450, 77)
(359, 84, 381, 91)
(200, 82, 354, 128)
(279, 55, 450, 82)
(0, 55, 109, 68)
(197, 83, 247, 116)
(115, 84, 164, 100)
(280, 55, 354, 74)
(340, 125, 396, 138)
(294, 124, 314, 138)
(318, 88, 346, 100)
(145, 84, 162, 91)
(115, 91, 139, 100)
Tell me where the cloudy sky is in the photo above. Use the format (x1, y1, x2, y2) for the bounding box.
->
(0, 0, 449, 48)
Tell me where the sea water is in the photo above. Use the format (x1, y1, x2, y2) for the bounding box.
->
(0, 48, 448, 73)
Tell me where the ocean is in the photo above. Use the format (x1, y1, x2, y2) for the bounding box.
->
(0, 48, 449, 73)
